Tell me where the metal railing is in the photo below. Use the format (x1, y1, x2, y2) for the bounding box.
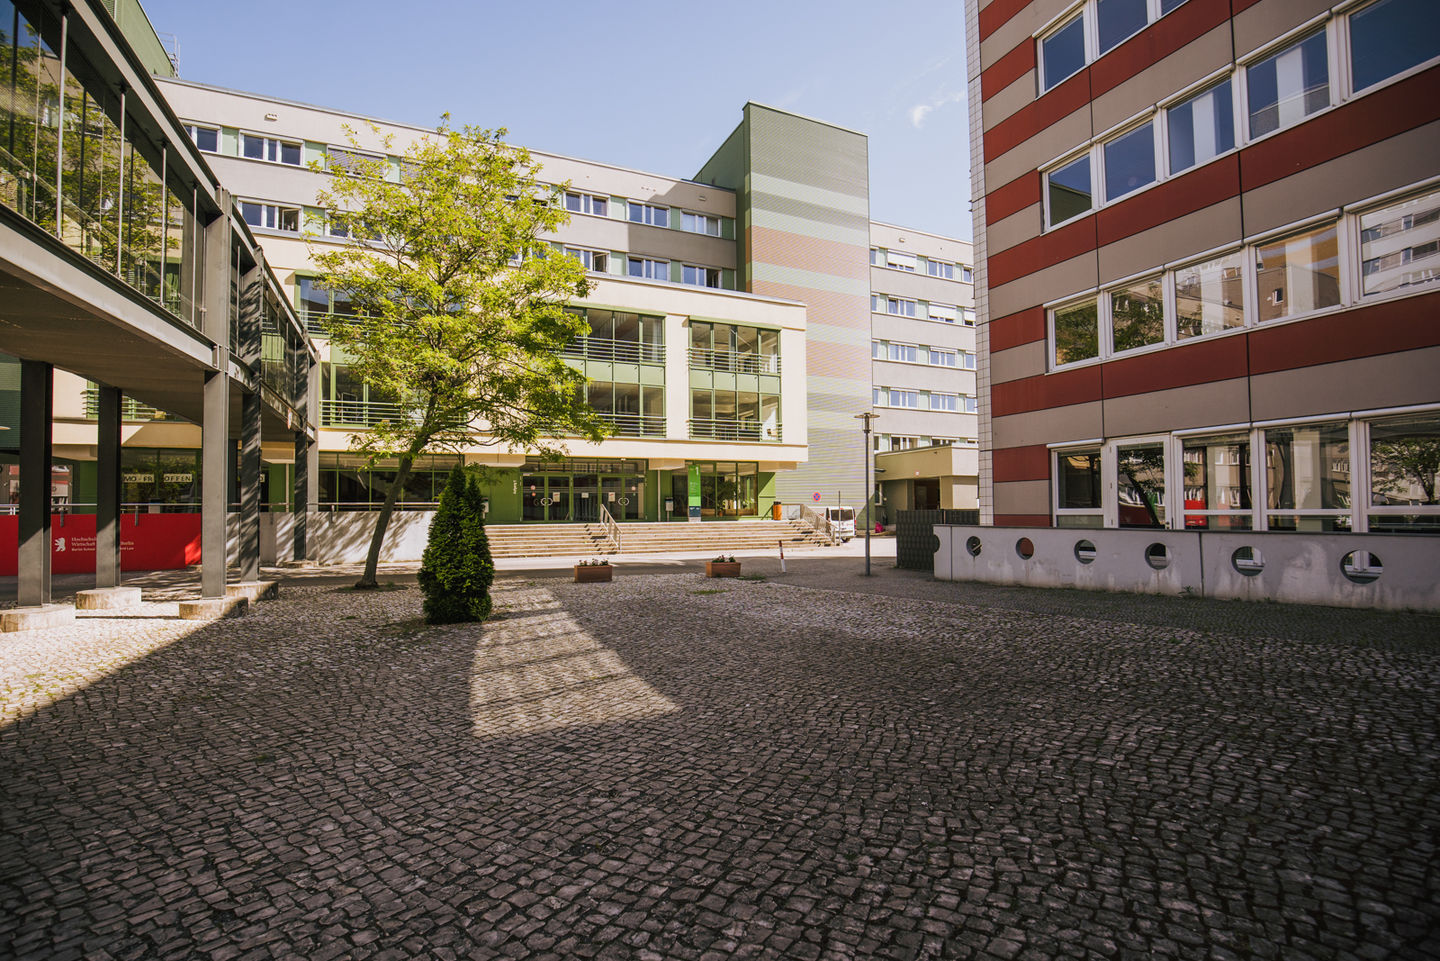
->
(599, 412, 667, 437)
(689, 418, 782, 442)
(561, 336, 665, 365)
(320, 398, 406, 427)
(688, 347, 780, 375)
(796, 503, 836, 545)
(81, 387, 168, 421)
(598, 502, 622, 553)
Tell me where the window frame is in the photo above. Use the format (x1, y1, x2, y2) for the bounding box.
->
(565, 192, 609, 218)
(1348, 179, 1440, 304)
(1235, 17, 1338, 145)
(626, 257, 669, 282)
(680, 211, 722, 236)
(1341, 0, 1440, 99)
(681, 264, 722, 288)
(628, 201, 669, 228)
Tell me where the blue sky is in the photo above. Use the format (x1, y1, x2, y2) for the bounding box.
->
(139, 0, 973, 240)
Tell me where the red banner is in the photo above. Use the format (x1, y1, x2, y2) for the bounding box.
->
(0, 513, 202, 575)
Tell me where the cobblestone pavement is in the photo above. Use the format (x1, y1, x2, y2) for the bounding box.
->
(2, 570, 1437, 960)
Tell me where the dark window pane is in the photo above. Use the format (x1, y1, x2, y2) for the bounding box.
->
(1350, 0, 1440, 92)
(1103, 123, 1155, 200)
(242, 135, 263, 159)
(240, 201, 263, 227)
(1058, 451, 1102, 509)
(1097, 0, 1148, 53)
(1053, 299, 1099, 365)
(1041, 16, 1086, 91)
(1047, 155, 1092, 225)
(194, 127, 217, 152)
(1160, 0, 1190, 12)
(280, 141, 301, 165)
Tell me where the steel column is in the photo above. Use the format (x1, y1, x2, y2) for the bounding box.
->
(95, 384, 122, 589)
(239, 390, 261, 581)
(18, 360, 53, 607)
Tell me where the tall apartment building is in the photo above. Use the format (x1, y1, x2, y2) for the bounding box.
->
(869, 224, 979, 511)
(966, 0, 1439, 534)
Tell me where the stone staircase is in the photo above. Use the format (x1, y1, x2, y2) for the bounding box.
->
(484, 519, 831, 559)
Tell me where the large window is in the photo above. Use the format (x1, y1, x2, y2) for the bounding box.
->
(1181, 433, 1252, 529)
(931, 392, 959, 412)
(240, 200, 300, 233)
(1102, 122, 1156, 202)
(1368, 412, 1440, 532)
(1116, 441, 1166, 528)
(690, 321, 780, 375)
(1097, 0, 1148, 55)
(1264, 422, 1351, 531)
(1255, 222, 1340, 322)
(928, 348, 957, 367)
(1349, 0, 1440, 93)
(927, 303, 958, 323)
(1246, 30, 1329, 139)
(1174, 250, 1245, 340)
(1055, 448, 1102, 528)
(1358, 187, 1440, 297)
(565, 192, 607, 217)
(1040, 14, 1086, 92)
(887, 343, 918, 363)
(1167, 80, 1234, 175)
(681, 211, 721, 236)
(627, 257, 668, 281)
(681, 264, 721, 288)
(564, 246, 609, 273)
(184, 124, 218, 153)
(243, 133, 301, 165)
(1052, 298, 1099, 366)
(926, 260, 954, 280)
(1108, 276, 1164, 353)
(628, 202, 668, 227)
(872, 295, 917, 317)
(1046, 154, 1092, 227)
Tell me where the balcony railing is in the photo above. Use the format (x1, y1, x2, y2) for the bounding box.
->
(597, 412, 666, 437)
(562, 337, 665, 365)
(689, 418, 782, 442)
(321, 399, 405, 427)
(688, 347, 780, 375)
(81, 387, 168, 422)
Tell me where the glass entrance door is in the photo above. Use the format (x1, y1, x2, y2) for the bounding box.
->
(522, 474, 576, 522)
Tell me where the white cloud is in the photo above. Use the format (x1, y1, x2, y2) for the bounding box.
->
(907, 90, 966, 129)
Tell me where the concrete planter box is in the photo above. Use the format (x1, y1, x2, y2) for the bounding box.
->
(706, 561, 741, 578)
(574, 564, 613, 583)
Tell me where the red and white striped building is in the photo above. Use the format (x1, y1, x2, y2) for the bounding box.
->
(965, 0, 1439, 536)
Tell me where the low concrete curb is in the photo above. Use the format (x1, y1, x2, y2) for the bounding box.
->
(226, 581, 278, 603)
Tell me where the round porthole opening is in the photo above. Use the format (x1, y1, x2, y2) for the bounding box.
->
(1231, 546, 1264, 576)
(1340, 550, 1383, 584)
(965, 535, 982, 557)
(1074, 539, 1096, 565)
(1016, 537, 1035, 560)
(1144, 543, 1170, 570)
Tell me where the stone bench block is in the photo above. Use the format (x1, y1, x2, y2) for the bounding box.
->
(2, 604, 77, 633)
(178, 596, 248, 620)
(75, 587, 143, 610)
(227, 581, 278, 603)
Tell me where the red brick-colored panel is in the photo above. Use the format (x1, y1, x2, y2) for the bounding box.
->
(1090, 0, 1231, 98)
(986, 171, 1042, 226)
(1095, 154, 1240, 247)
(991, 364, 1102, 417)
(979, 0, 1033, 43)
(1240, 67, 1440, 192)
(993, 444, 1051, 482)
(988, 214, 1098, 289)
(1247, 291, 1440, 374)
(1232, 0, 1264, 12)
(749, 226, 868, 281)
(994, 513, 1052, 528)
(989, 306, 1048, 352)
(985, 68, 1091, 161)
(983, 41, 1037, 101)
(1102, 332, 1249, 398)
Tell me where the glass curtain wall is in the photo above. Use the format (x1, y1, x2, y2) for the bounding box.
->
(0, 0, 201, 325)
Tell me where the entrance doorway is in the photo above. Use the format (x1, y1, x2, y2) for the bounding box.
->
(519, 459, 647, 522)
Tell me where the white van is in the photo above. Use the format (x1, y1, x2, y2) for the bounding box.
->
(824, 506, 856, 542)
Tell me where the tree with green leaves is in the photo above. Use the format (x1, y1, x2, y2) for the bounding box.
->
(418, 465, 494, 624)
(310, 120, 609, 589)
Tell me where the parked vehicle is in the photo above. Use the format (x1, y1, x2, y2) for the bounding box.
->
(824, 506, 856, 542)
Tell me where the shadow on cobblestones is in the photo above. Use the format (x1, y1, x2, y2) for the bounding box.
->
(2, 573, 1438, 961)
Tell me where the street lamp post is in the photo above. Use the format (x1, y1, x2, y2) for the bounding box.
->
(854, 412, 879, 576)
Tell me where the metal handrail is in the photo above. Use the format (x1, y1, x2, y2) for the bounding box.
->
(796, 503, 836, 545)
(688, 347, 780, 375)
(598, 502, 621, 553)
(561, 336, 665, 365)
(689, 418, 781, 442)
(321, 398, 406, 427)
(598, 412, 666, 436)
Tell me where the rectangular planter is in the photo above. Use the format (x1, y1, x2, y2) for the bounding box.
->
(706, 561, 741, 578)
(574, 565, 613, 583)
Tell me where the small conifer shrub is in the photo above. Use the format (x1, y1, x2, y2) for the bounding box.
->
(419, 465, 494, 623)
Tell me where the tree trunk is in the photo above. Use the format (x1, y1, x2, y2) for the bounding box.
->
(356, 449, 418, 589)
